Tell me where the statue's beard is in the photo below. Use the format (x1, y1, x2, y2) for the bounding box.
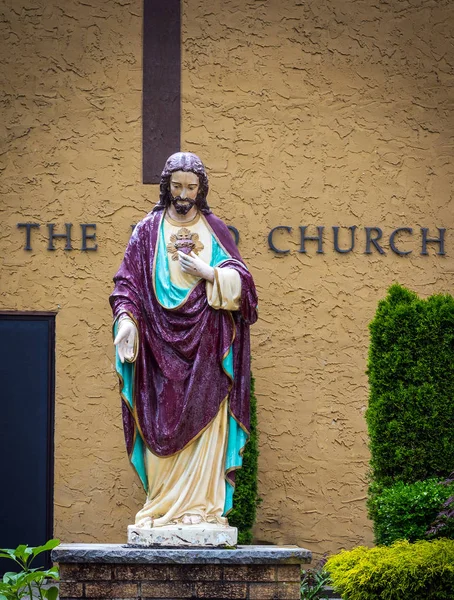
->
(171, 196, 196, 215)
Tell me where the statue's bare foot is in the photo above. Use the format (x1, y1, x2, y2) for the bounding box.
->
(135, 517, 153, 529)
(182, 514, 203, 525)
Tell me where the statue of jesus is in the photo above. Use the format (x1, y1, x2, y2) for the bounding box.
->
(110, 152, 258, 533)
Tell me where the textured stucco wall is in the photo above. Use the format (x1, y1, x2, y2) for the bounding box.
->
(1, 0, 453, 557)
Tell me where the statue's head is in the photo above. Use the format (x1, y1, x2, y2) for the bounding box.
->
(154, 152, 211, 214)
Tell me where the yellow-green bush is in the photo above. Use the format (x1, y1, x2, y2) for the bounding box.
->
(326, 539, 454, 600)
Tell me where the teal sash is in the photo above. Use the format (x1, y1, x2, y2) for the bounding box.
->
(114, 324, 148, 492)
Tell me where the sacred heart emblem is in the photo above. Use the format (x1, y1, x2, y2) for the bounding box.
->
(167, 227, 204, 261)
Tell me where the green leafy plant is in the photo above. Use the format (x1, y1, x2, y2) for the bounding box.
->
(326, 539, 454, 600)
(229, 373, 261, 544)
(368, 478, 454, 545)
(301, 555, 331, 600)
(0, 540, 60, 600)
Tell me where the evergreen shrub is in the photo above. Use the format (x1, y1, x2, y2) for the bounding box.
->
(326, 539, 454, 600)
(366, 284, 454, 489)
(368, 478, 454, 545)
(229, 374, 260, 544)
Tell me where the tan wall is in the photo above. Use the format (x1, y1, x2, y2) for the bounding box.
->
(1, 0, 453, 557)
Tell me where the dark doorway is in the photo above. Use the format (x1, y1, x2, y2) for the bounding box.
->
(0, 313, 55, 573)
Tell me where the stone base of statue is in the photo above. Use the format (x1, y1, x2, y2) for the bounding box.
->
(52, 543, 312, 600)
(127, 522, 238, 547)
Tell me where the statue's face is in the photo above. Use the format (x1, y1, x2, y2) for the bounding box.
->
(169, 170, 200, 215)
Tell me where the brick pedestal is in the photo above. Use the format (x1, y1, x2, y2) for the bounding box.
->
(52, 543, 311, 600)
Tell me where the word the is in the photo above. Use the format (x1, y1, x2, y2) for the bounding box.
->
(17, 223, 98, 251)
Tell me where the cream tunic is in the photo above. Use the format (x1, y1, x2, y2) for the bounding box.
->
(134, 211, 242, 527)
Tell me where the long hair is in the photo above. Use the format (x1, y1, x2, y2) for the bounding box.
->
(153, 152, 211, 214)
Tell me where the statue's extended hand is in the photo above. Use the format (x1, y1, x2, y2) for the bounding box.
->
(178, 251, 215, 283)
(114, 318, 138, 363)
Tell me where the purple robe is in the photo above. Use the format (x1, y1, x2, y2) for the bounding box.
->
(110, 210, 258, 486)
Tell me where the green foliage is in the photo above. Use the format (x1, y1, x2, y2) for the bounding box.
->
(366, 284, 454, 487)
(0, 540, 60, 600)
(229, 373, 260, 544)
(326, 539, 454, 600)
(366, 284, 454, 490)
(301, 556, 331, 600)
(368, 479, 454, 545)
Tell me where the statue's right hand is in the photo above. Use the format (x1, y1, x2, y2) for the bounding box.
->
(114, 318, 138, 363)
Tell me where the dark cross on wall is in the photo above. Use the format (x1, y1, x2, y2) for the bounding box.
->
(143, 0, 181, 184)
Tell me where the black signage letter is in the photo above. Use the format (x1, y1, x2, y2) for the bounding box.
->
(365, 227, 385, 255)
(390, 227, 413, 256)
(47, 223, 73, 251)
(81, 224, 98, 251)
(299, 226, 324, 254)
(421, 227, 446, 256)
(333, 226, 357, 254)
(17, 223, 40, 251)
(268, 226, 292, 254)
